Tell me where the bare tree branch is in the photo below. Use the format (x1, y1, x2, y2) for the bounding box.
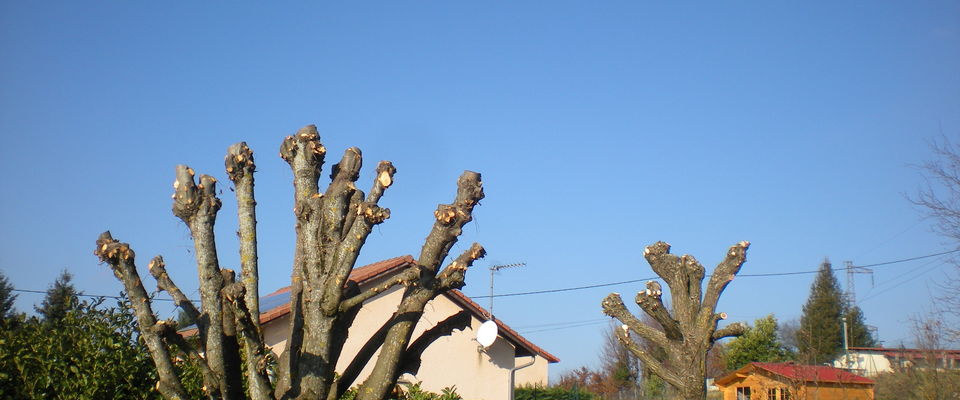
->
(222, 282, 274, 400)
(225, 142, 261, 334)
(95, 232, 188, 399)
(601, 293, 670, 350)
(148, 256, 199, 327)
(634, 291, 682, 340)
(276, 126, 325, 399)
(172, 165, 241, 399)
(613, 326, 682, 389)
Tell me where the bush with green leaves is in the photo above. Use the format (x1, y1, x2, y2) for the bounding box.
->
(515, 384, 596, 400)
(0, 296, 202, 399)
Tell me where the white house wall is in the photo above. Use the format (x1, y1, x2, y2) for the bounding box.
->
(259, 281, 547, 400)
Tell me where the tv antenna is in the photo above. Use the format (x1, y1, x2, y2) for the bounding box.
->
(488, 262, 525, 318)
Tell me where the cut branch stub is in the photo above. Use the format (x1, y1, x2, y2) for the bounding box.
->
(225, 142, 255, 181)
(418, 171, 484, 274)
(280, 125, 325, 201)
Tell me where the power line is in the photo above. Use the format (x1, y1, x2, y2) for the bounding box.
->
(469, 248, 960, 299)
(12, 248, 959, 304)
(11, 288, 184, 302)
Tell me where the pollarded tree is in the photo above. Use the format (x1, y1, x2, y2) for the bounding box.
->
(601, 241, 750, 400)
(94, 125, 486, 400)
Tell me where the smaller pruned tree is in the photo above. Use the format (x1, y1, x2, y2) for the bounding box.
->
(601, 241, 750, 400)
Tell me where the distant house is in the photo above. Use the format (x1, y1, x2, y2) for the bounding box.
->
(833, 346, 960, 377)
(256, 255, 559, 400)
(714, 362, 875, 400)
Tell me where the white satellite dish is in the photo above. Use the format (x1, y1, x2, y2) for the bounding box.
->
(476, 320, 499, 348)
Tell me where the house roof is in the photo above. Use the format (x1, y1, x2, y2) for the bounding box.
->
(444, 289, 560, 363)
(848, 346, 960, 360)
(715, 362, 875, 386)
(184, 255, 558, 363)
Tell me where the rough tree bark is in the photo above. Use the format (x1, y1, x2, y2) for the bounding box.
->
(95, 124, 486, 400)
(601, 241, 750, 400)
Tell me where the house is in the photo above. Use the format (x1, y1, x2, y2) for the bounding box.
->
(833, 346, 960, 377)
(714, 362, 875, 400)
(257, 255, 559, 400)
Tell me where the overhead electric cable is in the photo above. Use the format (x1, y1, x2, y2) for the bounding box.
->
(470, 248, 960, 299)
(12, 248, 959, 304)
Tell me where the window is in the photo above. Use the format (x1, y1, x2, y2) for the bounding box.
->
(767, 388, 789, 400)
(737, 387, 751, 400)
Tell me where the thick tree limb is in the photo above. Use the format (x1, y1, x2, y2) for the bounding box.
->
(634, 291, 682, 341)
(219, 270, 245, 400)
(222, 282, 274, 400)
(613, 325, 682, 390)
(225, 142, 261, 334)
(418, 171, 484, 274)
(399, 311, 471, 376)
(277, 126, 325, 399)
(436, 243, 486, 291)
(356, 193, 487, 400)
(148, 256, 200, 328)
(339, 268, 417, 313)
(329, 161, 396, 308)
(700, 241, 750, 319)
(712, 321, 748, 341)
(173, 165, 238, 399)
(95, 232, 188, 400)
(601, 293, 670, 350)
(157, 323, 222, 399)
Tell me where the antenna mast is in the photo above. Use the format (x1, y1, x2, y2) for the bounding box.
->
(488, 262, 525, 318)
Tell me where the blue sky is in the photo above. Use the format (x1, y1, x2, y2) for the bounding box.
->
(1, 2, 958, 380)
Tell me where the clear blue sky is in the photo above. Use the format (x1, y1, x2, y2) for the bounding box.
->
(2, 2, 958, 381)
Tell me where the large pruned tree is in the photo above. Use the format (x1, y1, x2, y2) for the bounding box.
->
(601, 241, 750, 400)
(94, 125, 486, 400)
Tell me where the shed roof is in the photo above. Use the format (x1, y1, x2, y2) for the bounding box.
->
(715, 362, 875, 386)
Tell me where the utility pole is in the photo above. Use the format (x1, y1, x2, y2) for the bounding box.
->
(488, 262, 524, 318)
(844, 260, 873, 304)
(841, 316, 851, 370)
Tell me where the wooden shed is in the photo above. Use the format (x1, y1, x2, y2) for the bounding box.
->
(714, 362, 874, 400)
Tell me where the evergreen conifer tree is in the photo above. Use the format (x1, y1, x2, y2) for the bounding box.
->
(844, 304, 877, 348)
(35, 269, 78, 322)
(798, 259, 845, 364)
(0, 270, 17, 320)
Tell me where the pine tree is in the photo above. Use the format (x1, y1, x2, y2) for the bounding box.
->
(798, 259, 845, 364)
(844, 304, 877, 348)
(0, 270, 17, 320)
(35, 269, 79, 322)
